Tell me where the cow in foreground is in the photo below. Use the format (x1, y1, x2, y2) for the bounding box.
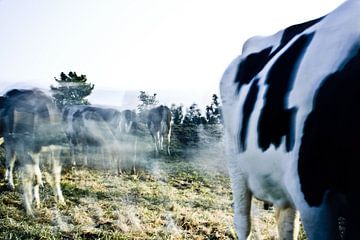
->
(147, 105, 172, 156)
(1, 89, 66, 216)
(220, 0, 360, 239)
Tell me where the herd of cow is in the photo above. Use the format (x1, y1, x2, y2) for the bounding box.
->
(1, 0, 360, 239)
(0, 88, 172, 216)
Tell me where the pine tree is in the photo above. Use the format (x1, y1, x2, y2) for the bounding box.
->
(137, 91, 159, 113)
(50, 71, 94, 109)
(205, 94, 222, 124)
(170, 104, 184, 125)
(137, 91, 159, 123)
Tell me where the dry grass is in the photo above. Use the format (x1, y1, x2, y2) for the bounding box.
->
(0, 158, 305, 239)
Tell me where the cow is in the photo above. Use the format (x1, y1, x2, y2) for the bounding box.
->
(62, 105, 87, 165)
(116, 109, 139, 173)
(220, 0, 360, 239)
(120, 109, 137, 134)
(62, 105, 122, 168)
(147, 105, 172, 156)
(0, 89, 66, 216)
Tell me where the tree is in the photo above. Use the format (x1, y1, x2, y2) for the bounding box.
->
(183, 103, 206, 125)
(137, 91, 159, 113)
(205, 94, 222, 124)
(50, 71, 94, 109)
(170, 104, 184, 125)
(177, 103, 203, 149)
(137, 91, 159, 123)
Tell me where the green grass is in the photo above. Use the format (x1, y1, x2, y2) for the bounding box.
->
(0, 159, 305, 239)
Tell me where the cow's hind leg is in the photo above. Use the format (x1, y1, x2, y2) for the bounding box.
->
(276, 207, 300, 240)
(342, 191, 360, 239)
(31, 153, 43, 209)
(230, 172, 252, 239)
(51, 147, 65, 205)
(300, 191, 341, 240)
(33, 165, 43, 209)
(53, 162, 65, 205)
(166, 130, 171, 156)
(20, 163, 35, 216)
(152, 133, 159, 157)
(5, 147, 16, 190)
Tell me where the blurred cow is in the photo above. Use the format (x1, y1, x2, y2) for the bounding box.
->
(221, 1, 360, 239)
(120, 109, 136, 134)
(0, 89, 66, 216)
(119, 109, 139, 173)
(147, 105, 172, 156)
(62, 105, 122, 168)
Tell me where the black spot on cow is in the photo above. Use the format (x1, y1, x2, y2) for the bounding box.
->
(266, 17, 324, 63)
(240, 78, 259, 151)
(258, 33, 315, 152)
(280, 16, 324, 47)
(234, 16, 323, 96)
(298, 48, 360, 234)
(234, 47, 272, 93)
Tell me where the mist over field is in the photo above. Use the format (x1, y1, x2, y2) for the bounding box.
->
(0, 112, 235, 238)
(0, 70, 306, 239)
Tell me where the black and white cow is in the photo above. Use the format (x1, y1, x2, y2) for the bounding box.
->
(62, 105, 122, 167)
(147, 105, 172, 156)
(120, 109, 137, 134)
(0, 89, 66, 216)
(220, 1, 360, 239)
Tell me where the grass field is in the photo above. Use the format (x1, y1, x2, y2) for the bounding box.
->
(0, 155, 306, 240)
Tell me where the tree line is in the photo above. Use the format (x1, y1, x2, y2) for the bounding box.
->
(51, 71, 223, 157)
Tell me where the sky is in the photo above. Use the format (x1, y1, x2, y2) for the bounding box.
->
(0, 0, 346, 110)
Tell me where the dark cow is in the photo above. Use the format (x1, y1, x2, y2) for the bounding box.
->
(147, 105, 172, 156)
(120, 109, 137, 134)
(220, 1, 360, 239)
(0, 89, 65, 216)
(62, 105, 122, 168)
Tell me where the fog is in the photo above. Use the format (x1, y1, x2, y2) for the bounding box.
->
(0, 88, 236, 239)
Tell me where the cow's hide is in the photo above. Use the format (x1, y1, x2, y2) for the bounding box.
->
(220, 0, 360, 239)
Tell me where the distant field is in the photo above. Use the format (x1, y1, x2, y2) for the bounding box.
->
(0, 158, 305, 239)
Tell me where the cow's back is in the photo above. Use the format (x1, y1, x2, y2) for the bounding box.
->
(2, 89, 64, 152)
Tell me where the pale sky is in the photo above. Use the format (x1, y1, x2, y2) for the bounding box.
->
(0, 0, 345, 110)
